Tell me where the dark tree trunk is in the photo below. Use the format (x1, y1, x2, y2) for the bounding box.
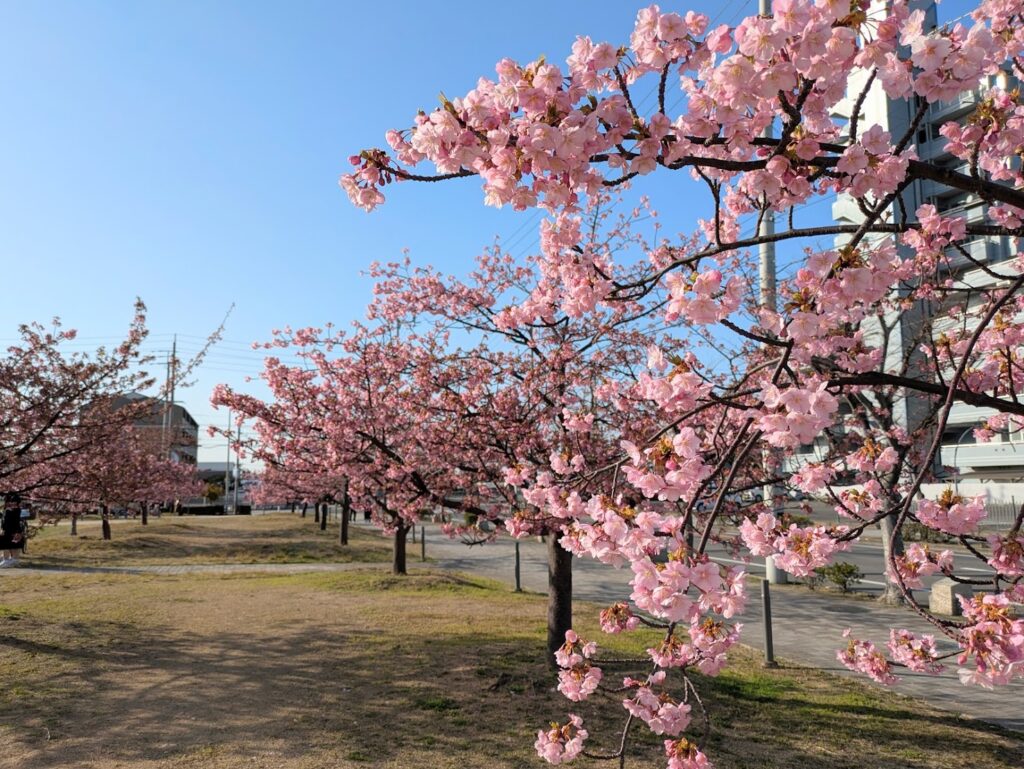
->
(101, 505, 111, 541)
(314, 503, 320, 524)
(340, 482, 350, 546)
(393, 521, 409, 575)
(290, 501, 296, 514)
(546, 531, 573, 670)
(319, 502, 328, 531)
(878, 515, 906, 605)
(141, 502, 149, 526)
(70, 512, 78, 536)
(301, 502, 307, 518)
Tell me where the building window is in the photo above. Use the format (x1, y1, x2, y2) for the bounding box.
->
(941, 428, 976, 446)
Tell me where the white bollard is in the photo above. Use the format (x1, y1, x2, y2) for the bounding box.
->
(765, 555, 788, 585)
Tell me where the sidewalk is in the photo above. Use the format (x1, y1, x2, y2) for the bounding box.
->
(0, 561, 387, 576)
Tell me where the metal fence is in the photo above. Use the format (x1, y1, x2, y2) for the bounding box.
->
(910, 498, 1020, 529)
(982, 500, 1021, 528)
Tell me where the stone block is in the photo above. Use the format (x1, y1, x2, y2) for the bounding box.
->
(929, 577, 974, 616)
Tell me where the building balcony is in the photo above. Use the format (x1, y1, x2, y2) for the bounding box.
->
(915, 135, 956, 162)
(945, 400, 996, 428)
(941, 441, 1024, 471)
(943, 236, 996, 272)
(928, 89, 982, 123)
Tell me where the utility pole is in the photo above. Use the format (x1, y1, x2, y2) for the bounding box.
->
(232, 419, 241, 514)
(168, 335, 177, 460)
(155, 336, 178, 516)
(759, 0, 786, 586)
(161, 352, 171, 452)
(224, 410, 232, 514)
(160, 336, 178, 461)
(757, 0, 777, 315)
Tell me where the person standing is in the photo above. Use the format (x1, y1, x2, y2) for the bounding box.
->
(1, 492, 25, 567)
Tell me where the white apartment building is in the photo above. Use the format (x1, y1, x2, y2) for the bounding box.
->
(828, 0, 1022, 485)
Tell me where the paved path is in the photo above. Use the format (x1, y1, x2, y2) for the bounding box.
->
(409, 523, 1024, 733)
(5, 522, 1021, 732)
(0, 561, 386, 576)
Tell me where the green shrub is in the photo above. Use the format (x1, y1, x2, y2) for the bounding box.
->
(780, 512, 813, 528)
(813, 562, 863, 593)
(902, 522, 956, 544)
(803, 571, 824, 590)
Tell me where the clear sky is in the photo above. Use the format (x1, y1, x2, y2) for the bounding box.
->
(0, 0, 974, 462)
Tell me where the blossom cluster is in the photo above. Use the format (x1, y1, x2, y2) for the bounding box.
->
(665, 737, 713, 769)
(837, 629, 898, 685)
(739, 512, 850, 576)
(887, 629, 945, 675)
(888, 543, 954, 590)
(622, 672, 692, 736)
(957, 594, 1024, 688)
(555, 630, 604, 702)
(631, 552, 746, 623)
(987, 533, 1024, 576)
(535, 714, 588, 764)
(915, 490, 988, 535)
(755, 382, 839, 449)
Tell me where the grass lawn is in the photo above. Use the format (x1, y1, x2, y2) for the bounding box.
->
(0, 560, 1021, 769)
(24, 513, 392, 567)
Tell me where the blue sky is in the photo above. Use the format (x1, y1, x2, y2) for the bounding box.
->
(0, 0, 974, 462)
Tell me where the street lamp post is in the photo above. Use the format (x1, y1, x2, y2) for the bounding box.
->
(950, 426, 976, 496)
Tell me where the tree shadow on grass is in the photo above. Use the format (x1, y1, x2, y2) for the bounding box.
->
(0, 577, 1020, 769)
(1, 618, 564, 768)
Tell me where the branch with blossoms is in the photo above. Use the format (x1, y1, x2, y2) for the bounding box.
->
(337, 0, 1024, 765)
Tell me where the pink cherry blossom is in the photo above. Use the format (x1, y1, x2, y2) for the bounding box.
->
(916, 490, 987, 535)
(535, 714, 588, 764)
(665, 737, 713, 769)
(838, 630, 898, 685)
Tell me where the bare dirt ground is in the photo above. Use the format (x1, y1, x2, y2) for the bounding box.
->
(0, 515, 1021, 769)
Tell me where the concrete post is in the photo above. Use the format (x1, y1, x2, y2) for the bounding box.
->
(514, 540, 522, 592)
(762, 579, 778, 667)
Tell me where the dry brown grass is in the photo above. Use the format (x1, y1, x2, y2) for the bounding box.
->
(24, 513, 391, 567)
(0, 564, 1020, 769)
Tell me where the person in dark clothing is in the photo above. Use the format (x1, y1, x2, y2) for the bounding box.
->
(1, 492, 25, 567)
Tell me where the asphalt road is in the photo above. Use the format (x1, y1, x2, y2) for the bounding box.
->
(701, 537, 994, 597)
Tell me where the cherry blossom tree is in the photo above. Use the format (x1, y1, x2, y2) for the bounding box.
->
(211, 322, 487, 574)
(40, 430, 198, 539)
(210, 361, 351, 536)
(367, 195, 672, 663)
(0, 301, 154, 502)
(2, 300, 224, 539)
(344, 0, 1024, 764)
